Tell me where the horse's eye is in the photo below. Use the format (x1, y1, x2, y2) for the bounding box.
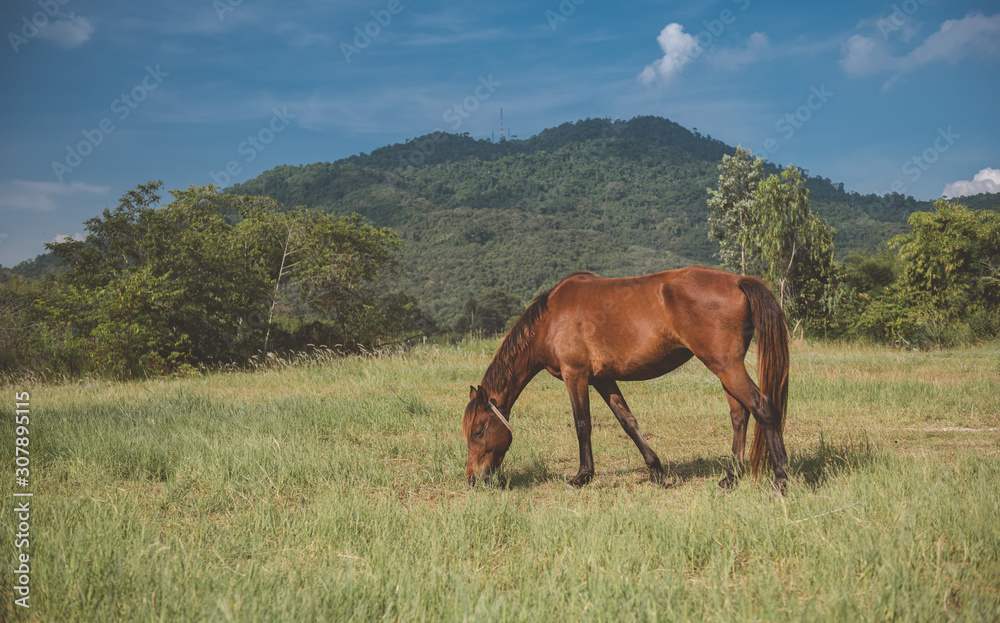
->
(473, 428, 485, 439)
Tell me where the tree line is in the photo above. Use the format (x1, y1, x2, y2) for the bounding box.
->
(0, 182, 419, 378)
(2, 119, 998, 379)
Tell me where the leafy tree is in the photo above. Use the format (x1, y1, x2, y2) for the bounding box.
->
(754, 166, 838, 329)
(44, 182, 405, 376)
(255, 209, 403, 348)
(841, 249, 902, 296)
(0, 272, 37, 374)
(48, 182, 274, 368)
(708, 156, 838, 332)
(707, 146, 765, 275)
(48, 180, 165, 289)
(833, 202, 1000, 345)
(891, 200, 1000, 320)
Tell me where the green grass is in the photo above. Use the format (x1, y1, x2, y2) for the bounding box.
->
(2, 341, 999, 621)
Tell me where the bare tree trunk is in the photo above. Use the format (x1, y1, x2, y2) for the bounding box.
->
(739, 210, 746, 276)
(779, 240, 798, 311)
(263, 226, 293, 357)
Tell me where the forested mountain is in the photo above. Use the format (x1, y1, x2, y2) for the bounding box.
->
(955, 192, 1000, 212)
(230, 116, 943, 330)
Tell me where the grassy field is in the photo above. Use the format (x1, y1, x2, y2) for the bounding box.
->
(2, 340, 999, 621)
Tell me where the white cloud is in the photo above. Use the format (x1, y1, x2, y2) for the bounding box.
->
(36, 14, 95, 48)
(712, 32, 771, 70)
(898, 12, 1000, 72)
(638, 23, 701, 87)
(942, 167, 1000, 198)
(841, 12, 1000, 87)
(840, 34, 895, 76)
(0, 180, 109, 212)
(51, 232, 85, 244)
(401, 28, 511, 47)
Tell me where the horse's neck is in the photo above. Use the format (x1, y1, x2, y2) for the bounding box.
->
(482, 351, 540, 414)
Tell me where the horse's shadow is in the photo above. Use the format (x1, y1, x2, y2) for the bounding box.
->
(496, 437, 879, 491)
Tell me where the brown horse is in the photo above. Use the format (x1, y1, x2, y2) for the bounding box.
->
(462, 266, 790, 492)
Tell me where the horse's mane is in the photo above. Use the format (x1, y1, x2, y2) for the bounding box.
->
(481, 272, 595, 392)
(481, 287, 551, 392)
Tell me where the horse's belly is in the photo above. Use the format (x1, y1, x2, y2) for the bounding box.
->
(592, 347, 694, 382)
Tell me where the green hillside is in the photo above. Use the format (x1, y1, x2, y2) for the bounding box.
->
(230, 116, 934, 329)
(955, 191, 1000, 212)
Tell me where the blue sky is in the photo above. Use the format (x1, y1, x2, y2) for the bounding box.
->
(1, 0, 998, 267)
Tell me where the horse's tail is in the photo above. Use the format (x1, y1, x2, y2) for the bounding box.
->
(738, 277, 789, 478)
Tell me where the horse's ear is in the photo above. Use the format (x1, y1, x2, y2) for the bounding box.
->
(469, 385, 477, 401)
(474, 385, 488, 404)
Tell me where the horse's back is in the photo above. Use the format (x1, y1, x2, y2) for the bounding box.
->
(536, 266, 750, 380)
(548, 266, 745, 320)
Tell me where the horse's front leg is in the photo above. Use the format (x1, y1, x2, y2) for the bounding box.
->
(593, 380, 665, 483)
(565, 373, 594, 488)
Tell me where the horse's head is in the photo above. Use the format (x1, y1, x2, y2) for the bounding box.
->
(463, 385, 513, 485)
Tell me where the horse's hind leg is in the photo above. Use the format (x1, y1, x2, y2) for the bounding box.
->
(718, 388, 749, 490)
(594, 380, 665, 483)
(713, 366, 789, 491)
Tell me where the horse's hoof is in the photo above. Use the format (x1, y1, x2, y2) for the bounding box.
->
(718, 476, 736, 490)
(646, 470, 669, 487)
(773, 479, 788, 498)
